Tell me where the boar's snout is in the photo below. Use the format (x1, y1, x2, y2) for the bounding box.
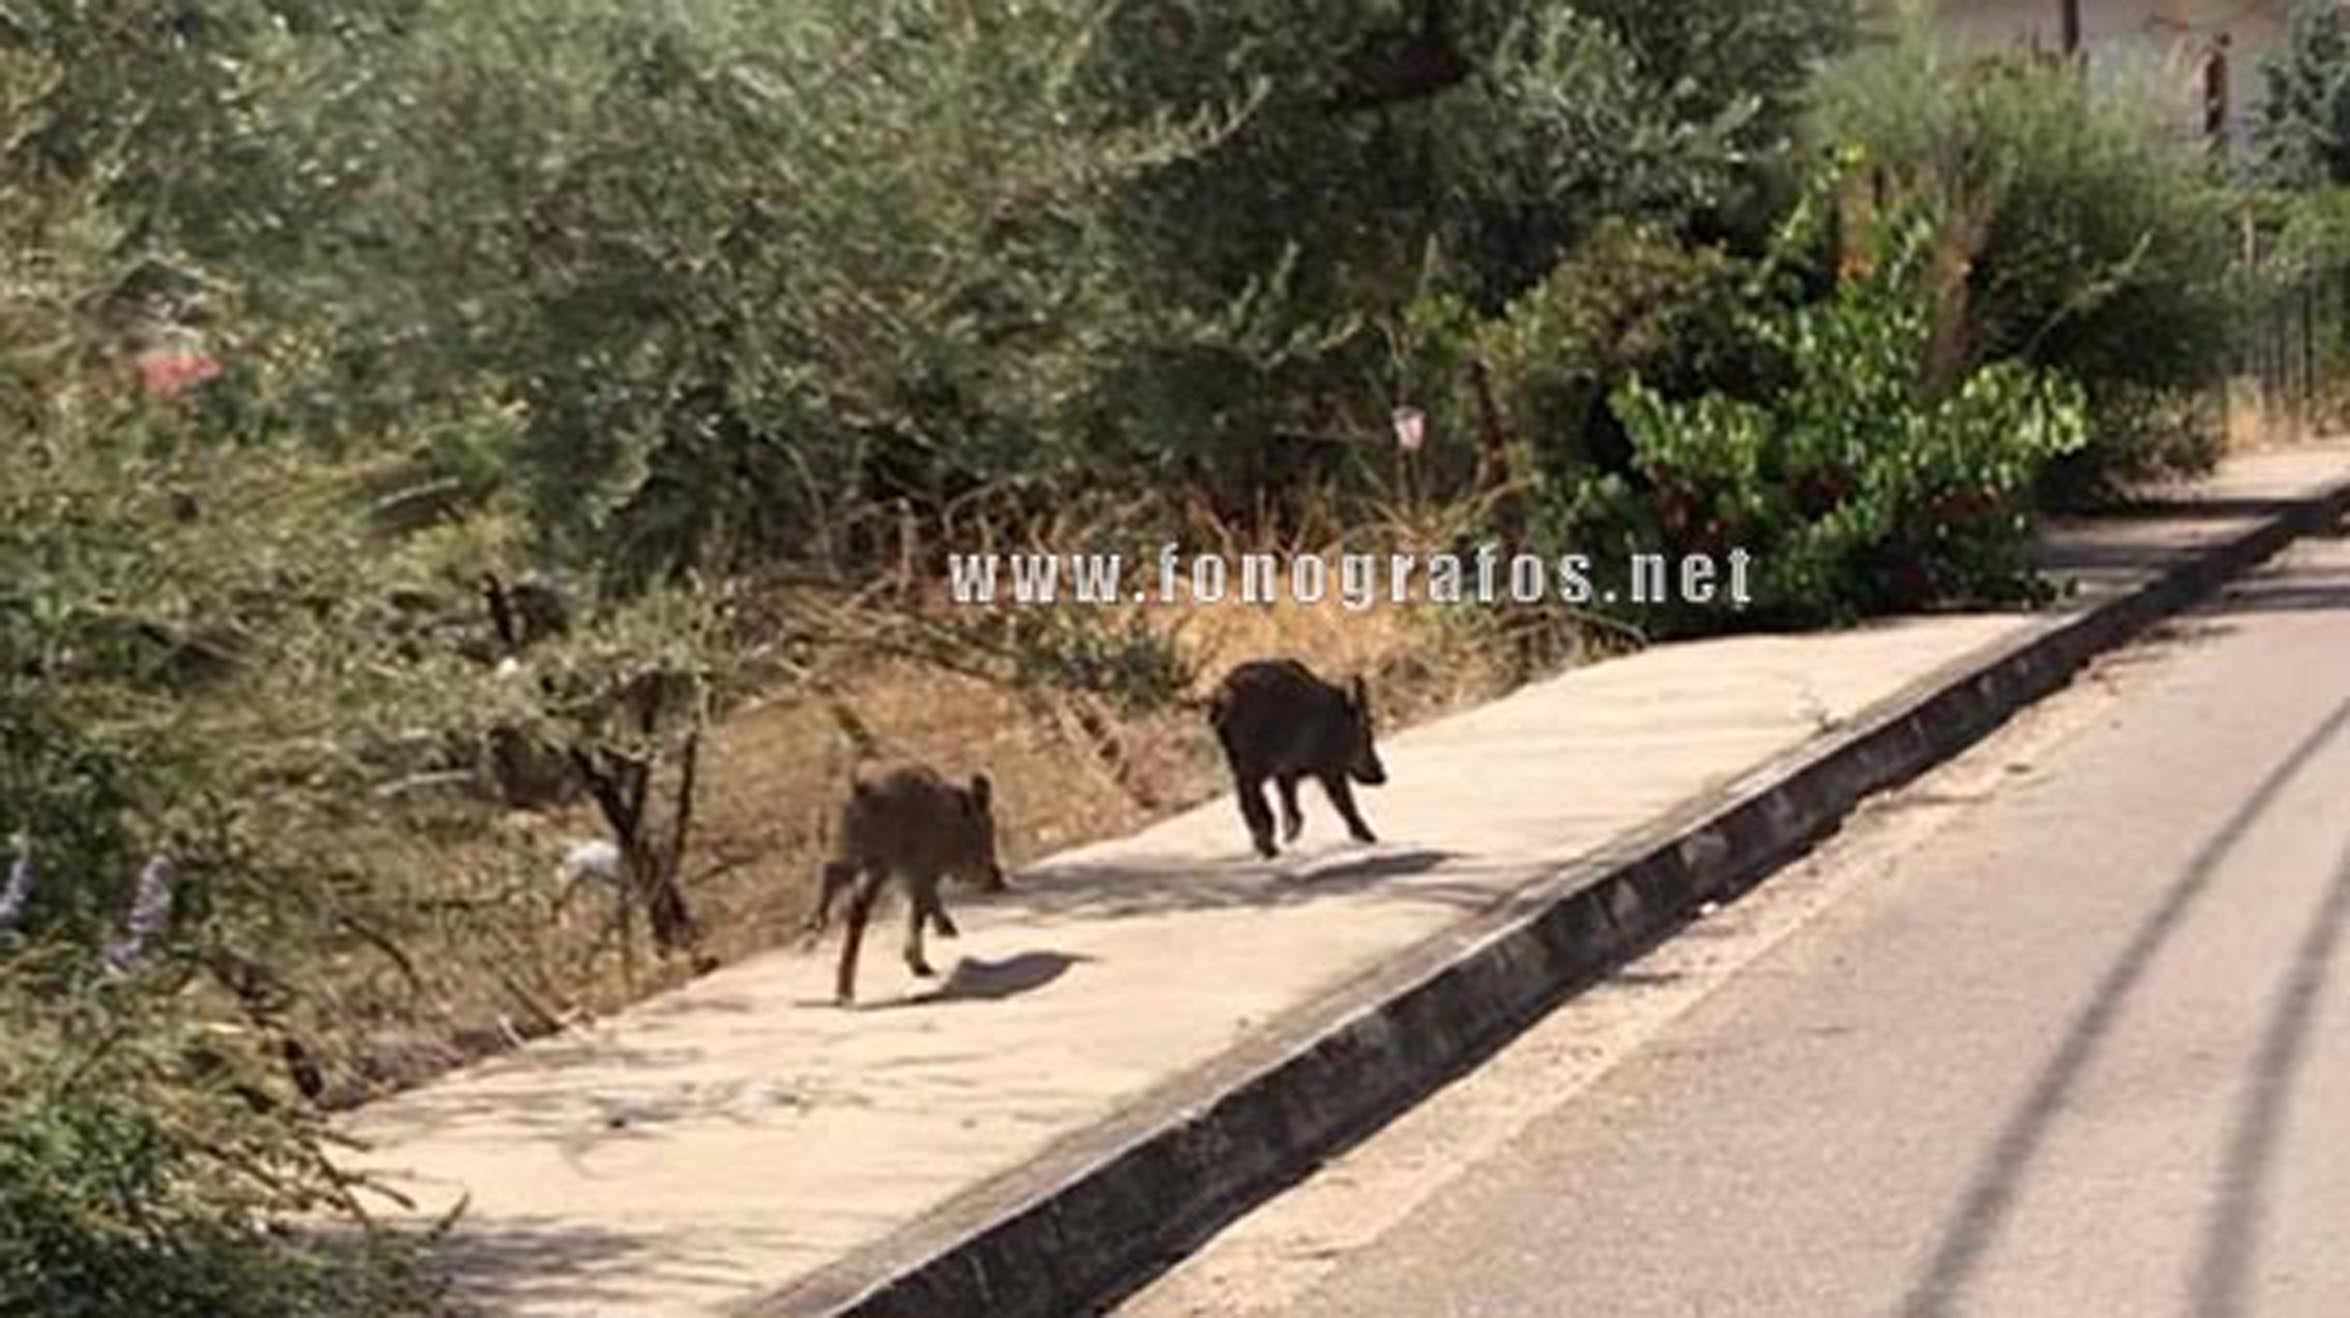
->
(1352, 749, 1387, 786)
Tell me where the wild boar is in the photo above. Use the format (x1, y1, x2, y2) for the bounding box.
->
(1208, 658, 1387, 859)
(803, 759, 1008, 1005)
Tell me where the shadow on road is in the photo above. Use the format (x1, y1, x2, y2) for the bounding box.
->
(424, 1215, 777, 1314)
(2082, 496, 2327, 523)
(2202, 562, 2350, 617)
(1897, 695, 2350, 1318)
(1004, 844, 1481, 925)
(1279, 847, 1454, 888)
(2032, 502, 2350, 583)
(2033, 538, 2209, 575)
(2190, 836, 2350, 1318)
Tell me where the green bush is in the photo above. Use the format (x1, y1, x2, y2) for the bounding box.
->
(7, 0, 1859, 577)
(2034, 381, 2227, 507)
(0, 432, 467, 1312)
(1807, 23, 2239, 499)
(1583, 189, 2089, 631)
(1070, 0, 1854, 527)
(1471, 218, 1765, 483)
(2251, 0, 2350, 189)
(5, 39, 693, 1300)
(0, 965, 449, 1318)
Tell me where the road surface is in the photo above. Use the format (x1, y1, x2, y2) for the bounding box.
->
(1120, 525, 2350, 1317)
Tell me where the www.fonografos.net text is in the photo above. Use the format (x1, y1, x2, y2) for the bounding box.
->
(943, 546, 1756, 610)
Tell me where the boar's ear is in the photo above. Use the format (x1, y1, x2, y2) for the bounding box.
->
(1349, 673, 1370, 712)
(967, 772, 993, 814)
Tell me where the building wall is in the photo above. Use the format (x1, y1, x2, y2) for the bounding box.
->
(1928, 0, 2296, 164)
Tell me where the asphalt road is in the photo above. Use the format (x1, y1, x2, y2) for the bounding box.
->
(1121, 524, 2350, 1318)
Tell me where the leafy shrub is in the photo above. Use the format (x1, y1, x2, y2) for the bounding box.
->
(0, 431, 467, 1311)
(3, 41, 723, 1295)
(0, 961, 448, 1318)
(1806, 24, 2238, 499)
(2251, 0, 2350, 189)
(1585, 192, 2089, 631)
(1068, 0, 1855, 529)
(2250, 184, 2350, 418)
(2035, 382, 2226, 506)
(1471, 218, 1764, 483)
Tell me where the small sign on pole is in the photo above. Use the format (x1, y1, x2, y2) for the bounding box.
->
(1392, 405, 1427, 453)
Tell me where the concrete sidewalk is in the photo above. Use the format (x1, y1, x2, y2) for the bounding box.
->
(338, 447, 2350, 1318)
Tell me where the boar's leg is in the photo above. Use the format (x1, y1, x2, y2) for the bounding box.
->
(835, 872, 886, 1005)
(1216, 722, 1278, 858)
(804, 860, 858, 940)
(916, 875, 958, 940)
(1276, 773, 1306, 843)
(1318, 771, 1378, 845)
(1235, 775, 1280, 858)
(902, 874, 941, 978)
(926, 898, 959, 938)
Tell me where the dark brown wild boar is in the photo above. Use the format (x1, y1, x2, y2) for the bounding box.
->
(802, 760, 1008, 1005)
(1208, 658, 1387, 859)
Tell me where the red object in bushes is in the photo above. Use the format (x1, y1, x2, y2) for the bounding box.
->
(135, 348, 221, 400)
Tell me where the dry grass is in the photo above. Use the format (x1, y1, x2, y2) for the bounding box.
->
(2224, 377, 2350, 452)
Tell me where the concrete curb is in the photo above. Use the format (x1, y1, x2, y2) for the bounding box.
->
(741, 479, 2350, 1318)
